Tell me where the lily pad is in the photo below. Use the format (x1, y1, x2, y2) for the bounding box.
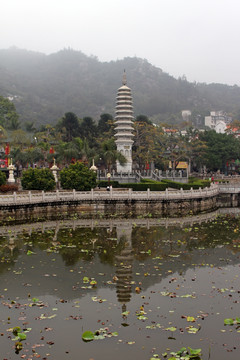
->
(82, 330, 94, 342)
(17, 333, 27, 340)
(224, 318, 234, 325)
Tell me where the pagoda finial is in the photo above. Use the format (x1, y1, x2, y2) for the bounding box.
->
(122, 69, 127, 86)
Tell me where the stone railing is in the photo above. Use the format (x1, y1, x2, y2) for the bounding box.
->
(218, 184, 240, 193)
(0, 210, 224, 238)
(0, 184, 219, 206)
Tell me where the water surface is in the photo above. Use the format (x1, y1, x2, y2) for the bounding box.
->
(0, 213, 239, 359)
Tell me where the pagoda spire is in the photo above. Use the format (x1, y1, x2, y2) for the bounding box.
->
(122, 69, 127, 86)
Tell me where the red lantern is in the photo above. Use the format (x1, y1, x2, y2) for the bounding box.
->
(5, 143, 10, 166)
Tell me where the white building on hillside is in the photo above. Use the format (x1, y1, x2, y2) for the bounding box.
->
(215, 120, 227, 134)
(204, 111, 232, 133)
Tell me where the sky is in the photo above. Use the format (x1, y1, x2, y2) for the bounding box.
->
(1, 0, 240, 85)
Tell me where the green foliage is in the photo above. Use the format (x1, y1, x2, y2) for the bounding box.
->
(98, 113, 113, 134)
(136, 114, 152, 124)
(97, 180, 119, 188)
(161, 179, 210, 190)
(82, 330, 94, 342)
(224, 317, 240, 326)
(21, 168, 56, 191)
(0, 171, 6, 186)
(60, 161, 97, 190)
(98, 178, 210, 191)
(79, 117, 97, 145)
(0, 95, 20, 129)
(82, 328, 118, 342)
(159, 346, 202, 360)
(100, 139, 126, 171)
(199, 130, 240, 172)
(12, 327, 21, 336)
(58, 112, 80, 142)
(118, 182, 168, 191)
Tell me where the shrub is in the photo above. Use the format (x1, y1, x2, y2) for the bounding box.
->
(162, 179, 210, 190)
(21, 168, 56, 191)
(0, 184, 18, 193)
(118, 182, 168, 191)
(0, 171, 6, 186)
(97, 180, 119, 188)
(140, 178, 160, 184)
(60, 162, 97, 191)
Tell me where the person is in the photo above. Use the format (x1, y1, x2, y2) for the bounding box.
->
(107, 186, 110, 191)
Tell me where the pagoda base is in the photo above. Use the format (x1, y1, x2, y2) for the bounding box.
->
(117, 162, 132, 173)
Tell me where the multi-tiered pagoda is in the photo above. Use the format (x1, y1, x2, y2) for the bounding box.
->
(114, 71, 134, 173)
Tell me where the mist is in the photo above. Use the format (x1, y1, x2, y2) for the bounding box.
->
(1, 0, 239, 85)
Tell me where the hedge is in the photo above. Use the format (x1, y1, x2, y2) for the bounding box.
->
(118, 182, 168, 191)
(97, 178, 210, 191)
(161, 179, 211, 190)
(97, 180, 119, 188)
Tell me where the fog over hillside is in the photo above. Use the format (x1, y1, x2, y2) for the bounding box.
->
(1, 47, 240, 127)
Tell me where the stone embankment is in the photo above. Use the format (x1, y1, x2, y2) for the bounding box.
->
(0, 184, 221, 220)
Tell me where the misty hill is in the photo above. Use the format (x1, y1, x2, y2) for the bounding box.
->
(0, 47, 240, 127)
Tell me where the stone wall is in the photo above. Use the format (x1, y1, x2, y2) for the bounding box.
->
(0, 195, 219, 222)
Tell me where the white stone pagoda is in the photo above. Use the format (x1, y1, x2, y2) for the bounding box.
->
(114, 71, 134, 173)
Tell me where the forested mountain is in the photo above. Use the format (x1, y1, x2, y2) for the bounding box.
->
(0, 47, 240, 127)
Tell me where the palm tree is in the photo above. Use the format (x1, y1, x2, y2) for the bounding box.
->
(10, 129, 31, 149)
(100, 139, 126, 172)
(55, 138, 97, 166)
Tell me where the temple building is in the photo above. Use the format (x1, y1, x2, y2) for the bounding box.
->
(114, 71, 134, 173)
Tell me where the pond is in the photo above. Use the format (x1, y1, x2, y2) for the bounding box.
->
(0, 211, 240, 360)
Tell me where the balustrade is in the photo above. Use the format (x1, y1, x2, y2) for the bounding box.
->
(0, 184, 219, 206)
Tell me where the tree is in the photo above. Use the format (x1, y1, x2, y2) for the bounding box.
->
(55, 138, 96, 165)
(60, 161, 97, 190)
(133, 118, 164, 169)
(97, 114, 115, 145)
(24, 121, 36, 133)
(100, 139, 126, 172)
(79, 117, 97, 146)
(57, 112, 80, 142)
(35, 124, 57, 148)
(56, 140, 83, 165)
(0, 125, 7, 142)
(21, 168, 56, 191)
(199, 130, 240, 172)
(181, 128, 207, 172)
(10, 129, 30, 148)
(0, 171, 6, 186)
(11, 147, 44, 167)
(7, 115, 21, 130)
(98, 113, 113, 134)
(135, 114, 152, 125)
(0, 96, 20, 130)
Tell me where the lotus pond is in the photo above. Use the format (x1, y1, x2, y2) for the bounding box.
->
(0, 211, 240, 360)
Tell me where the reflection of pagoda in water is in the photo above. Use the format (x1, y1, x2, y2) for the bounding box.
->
(115, 223, 133, 313)
(5, 234, 16, 256)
